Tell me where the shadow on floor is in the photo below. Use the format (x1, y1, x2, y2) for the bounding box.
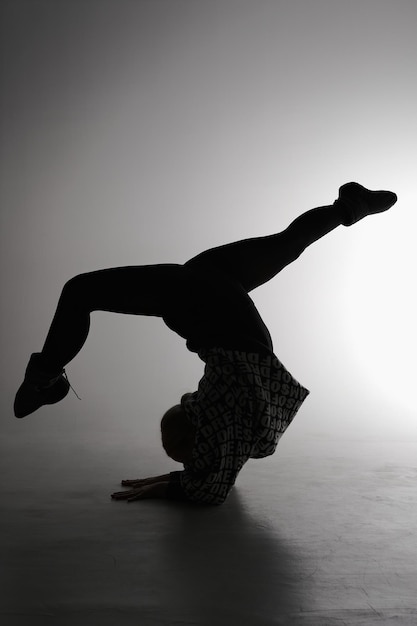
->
(0, 433, 308, 626)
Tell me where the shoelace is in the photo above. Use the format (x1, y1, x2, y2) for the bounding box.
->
(63, 370, 82, 400)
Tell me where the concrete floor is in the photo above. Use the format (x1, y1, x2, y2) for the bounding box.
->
(1, 430, 417, 626)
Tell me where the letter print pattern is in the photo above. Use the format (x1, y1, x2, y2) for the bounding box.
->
(168, 347, 309, 505)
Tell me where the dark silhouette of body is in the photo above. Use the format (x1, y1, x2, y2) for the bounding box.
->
(14, 182, 397, 505)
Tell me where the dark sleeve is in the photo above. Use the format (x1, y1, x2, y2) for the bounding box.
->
(166, 471, 227, 505)
(167, 468, 234, 506)
(166, 471, 192, 502)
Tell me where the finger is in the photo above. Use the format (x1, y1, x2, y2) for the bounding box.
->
(111, 491, 131, 499)
(127, 494, 142, 502)
(127, 488, 145, 502)
(121, 479, 141, 486)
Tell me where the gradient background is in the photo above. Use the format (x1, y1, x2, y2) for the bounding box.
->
(1, 0, 416, 456)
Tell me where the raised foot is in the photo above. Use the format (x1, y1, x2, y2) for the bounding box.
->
(14, 353, 70, 418)
(338, 182, 397, 226)
(14, 376, 70, 418)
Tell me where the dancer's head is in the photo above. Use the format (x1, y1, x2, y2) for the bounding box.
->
(161, 401, 195, 464)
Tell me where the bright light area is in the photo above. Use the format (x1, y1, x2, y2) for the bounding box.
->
(2, 0, 416, 441)
(345, 187, 416, 415)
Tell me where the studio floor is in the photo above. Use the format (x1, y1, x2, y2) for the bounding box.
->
(1, 429, 416, 626)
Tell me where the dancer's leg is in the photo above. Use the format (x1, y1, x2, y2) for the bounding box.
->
(15, 263, 196, 417)
(39, 264, 182, 373)
(185, 182, 397, 292)
(185, 203, 344, 293)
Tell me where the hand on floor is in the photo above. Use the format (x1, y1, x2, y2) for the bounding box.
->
(111, 481, 169, 502)
(120, 478, 151, 488)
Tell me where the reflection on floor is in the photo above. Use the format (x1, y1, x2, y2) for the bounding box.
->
(1, 429, 417, 626)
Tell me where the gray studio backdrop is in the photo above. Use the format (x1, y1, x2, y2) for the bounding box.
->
(1, 0, 416, 456)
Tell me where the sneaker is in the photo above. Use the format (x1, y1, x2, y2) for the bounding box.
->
(337, 182, 397, 226)
(14, 353, 71, 418)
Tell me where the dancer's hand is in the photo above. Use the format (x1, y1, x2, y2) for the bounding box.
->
(120, 478, 152, 488)
(111, 481, 168, 502)
(120, 474, 171, 488)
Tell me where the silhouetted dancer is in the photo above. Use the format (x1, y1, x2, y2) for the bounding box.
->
(14, 182, 397, 505)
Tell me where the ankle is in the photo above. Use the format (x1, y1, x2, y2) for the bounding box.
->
(333, 198, 353, 226)
(32, 352, 63, 376)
